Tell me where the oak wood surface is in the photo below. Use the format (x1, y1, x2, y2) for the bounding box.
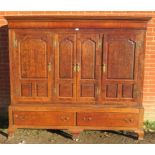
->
(6, 16, 150, 140)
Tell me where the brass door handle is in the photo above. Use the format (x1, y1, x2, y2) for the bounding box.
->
(48, 62, 52, 72)
(73, 64, 80, 72)
(102, 64, 106, 73)
(76, 63, 80, 72)
(73, 64, 76, 72)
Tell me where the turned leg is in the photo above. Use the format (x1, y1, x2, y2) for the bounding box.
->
(135, 130, 144, 140)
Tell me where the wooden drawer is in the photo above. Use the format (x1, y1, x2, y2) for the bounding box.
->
(13, 111, 75, 126)
(77, 112, 139, 128)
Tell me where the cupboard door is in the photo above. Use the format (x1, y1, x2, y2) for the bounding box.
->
(102, 31, 140, 103)
(77, 33, 101, 102)
(11, 30, 53, 102)
(55, 33, 76, 102)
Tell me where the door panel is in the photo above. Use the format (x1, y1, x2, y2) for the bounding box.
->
(102, 32, 139, 103)
(55, 33, 76, 101)
(77, 33, 101, 102)
(20, 39, 47, 78)
(81, 39, 96, 79)
(107, 39, 135, 79)
(12, 30, 53, 102)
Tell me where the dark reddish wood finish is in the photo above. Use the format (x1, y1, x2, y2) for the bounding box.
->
(6, 16, 151, 140)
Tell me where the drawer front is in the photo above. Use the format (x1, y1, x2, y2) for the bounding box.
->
(77, 112, 138, 128)
(13, 111, 75, 126)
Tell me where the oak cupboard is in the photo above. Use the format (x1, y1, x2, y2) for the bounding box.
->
(5, 16, 151, 140)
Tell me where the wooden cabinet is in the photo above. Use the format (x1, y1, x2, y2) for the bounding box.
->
(6, 16, 151, 140)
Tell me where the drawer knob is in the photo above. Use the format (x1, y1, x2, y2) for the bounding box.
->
(60, 116, 70, 121)
(83, 117, 92, 121)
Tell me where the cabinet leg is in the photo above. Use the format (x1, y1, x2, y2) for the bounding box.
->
(72, 133, 80, 141)
(135, 130, 144, 140)
(8, 126, 15, 139)
(69, 129, 82, 141)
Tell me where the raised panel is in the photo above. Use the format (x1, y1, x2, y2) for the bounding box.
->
(81, 84, 95, 97)
(81, 40, 96, 79)
(59, 83, 73, 97)
(106, 84, 118, 98)
(122, 84, 134, 98)
(21, 83, 32, 97)
(59, 39, 73, 79)
(107, 39, 135, 79)
(20, 39, 47, 78)
(36, 83, 48, 97)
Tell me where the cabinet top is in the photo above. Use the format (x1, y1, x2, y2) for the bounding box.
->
(5, 15, 151, 29)
(5, 15, 151, 21)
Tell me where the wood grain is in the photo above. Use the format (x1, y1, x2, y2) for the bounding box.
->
(6, 16, 151, 140)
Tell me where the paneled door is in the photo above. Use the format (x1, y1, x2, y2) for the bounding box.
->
(54, 33, 77, 102)
(76, 33, 101, 102)
(102, 31, 139, 104)
(11, 30, 53, 102)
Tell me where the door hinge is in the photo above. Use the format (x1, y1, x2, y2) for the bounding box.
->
(96, 87, 100, 96)
(14, 39, 17, 48)
(16, 88, 20, 95)
(135, 91, 141, 97)
(99, 41, 102, 48)
(137, 41, 143, 48)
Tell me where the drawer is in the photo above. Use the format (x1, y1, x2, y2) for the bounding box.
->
(77, 112, 138, 128)
(13, 111, 75, 126)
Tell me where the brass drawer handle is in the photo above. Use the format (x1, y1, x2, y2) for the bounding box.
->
(15, 115, 26, 120)
(124, 118, 134, 123)
(83, 117, 92, 121)
(60, 116, 70, 121)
